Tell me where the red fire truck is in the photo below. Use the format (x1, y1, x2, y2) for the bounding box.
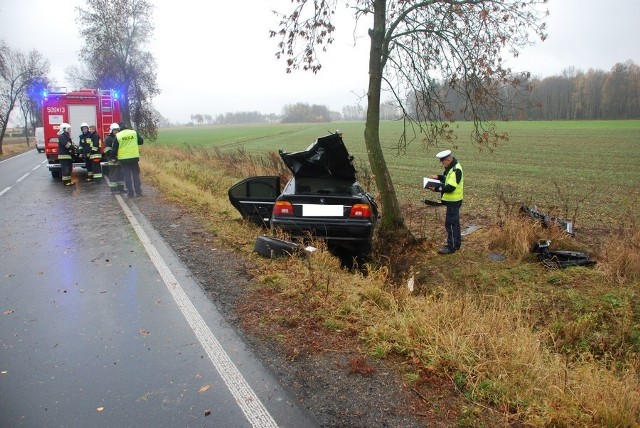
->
(41, 88, 121, 178)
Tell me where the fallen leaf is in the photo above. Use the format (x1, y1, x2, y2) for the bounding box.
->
(139, 328, 150, 336)
(204, 410, 211, 416)
(3, 309, 15, 315)
(198, 384, 211, 393)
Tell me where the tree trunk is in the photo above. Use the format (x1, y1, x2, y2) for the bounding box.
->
(121, 84, 131, 126)
(364, 0, 412, 241)
(22, 115, 30, 146)
(0, 112, 11, 155)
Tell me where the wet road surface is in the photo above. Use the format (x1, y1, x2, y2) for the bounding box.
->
(0, 151, 315, 427)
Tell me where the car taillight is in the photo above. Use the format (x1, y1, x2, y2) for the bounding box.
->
(273, 201, 294, 216)
(349, 204, 372, 218)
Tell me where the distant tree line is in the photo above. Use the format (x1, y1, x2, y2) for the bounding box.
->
(188, 102, 344, 126)
(408, 61, 640, 121)
(343, 100, 400, 121)
(187, 111, 278, 125)
(215, 111, 279, 125)
(281, 102, 339, 123)
(185, 62, 638, 127)
(526, 62, 640, 120)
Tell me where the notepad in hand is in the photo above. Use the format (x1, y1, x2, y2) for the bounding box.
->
(423, 177, 442, 190)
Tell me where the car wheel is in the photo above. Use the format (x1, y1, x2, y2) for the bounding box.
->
(254, 235, 301, 258)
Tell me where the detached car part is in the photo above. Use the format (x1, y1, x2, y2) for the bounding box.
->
(254, 235, 303, 258)
(531, 240, 595, 269)
(521, 204, 574, 236)
(423, 198, 443, 207)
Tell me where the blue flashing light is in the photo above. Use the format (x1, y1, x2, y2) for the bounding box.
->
(43, 90, 48, 99)
(112, 90, 118, 99)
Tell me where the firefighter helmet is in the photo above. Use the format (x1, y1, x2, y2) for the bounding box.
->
(109, 122, 120, 131)
(58, 123, 71, 135)
(80, 122, 89, 129)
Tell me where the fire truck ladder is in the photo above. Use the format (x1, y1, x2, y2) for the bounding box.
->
(99, 89, 115, 139)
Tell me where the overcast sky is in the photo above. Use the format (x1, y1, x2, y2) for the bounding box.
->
(1, 0, 638, 123)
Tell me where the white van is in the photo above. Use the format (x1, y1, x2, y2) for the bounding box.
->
(35, 127, 45, 153)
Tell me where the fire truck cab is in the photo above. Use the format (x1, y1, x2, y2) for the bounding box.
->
(41, 88, 121, 178)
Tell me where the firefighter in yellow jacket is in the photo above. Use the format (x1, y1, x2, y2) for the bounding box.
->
(115, 122, 144, 197)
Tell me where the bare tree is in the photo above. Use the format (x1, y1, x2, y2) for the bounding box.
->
(75, 0, 159, 139)
(271, 0, 547, 239)
(0, 41, 49, 155)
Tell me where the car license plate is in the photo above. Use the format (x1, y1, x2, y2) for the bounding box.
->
(302, 204, 343, 217)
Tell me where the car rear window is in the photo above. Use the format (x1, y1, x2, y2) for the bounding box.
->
(292, 177, 357, 195)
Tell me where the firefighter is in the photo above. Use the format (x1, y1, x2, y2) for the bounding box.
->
(58, 123, 75, 186)
(88, 125, 103, 181)
(115, 122, 144, 197)
(78, 122, 93, 181)
(104, 123, 124, 194)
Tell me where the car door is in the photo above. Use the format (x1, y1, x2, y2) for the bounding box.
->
(228, 176, 280, 227)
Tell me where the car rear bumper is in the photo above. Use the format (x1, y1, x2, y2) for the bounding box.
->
(271, 217, 375, 242)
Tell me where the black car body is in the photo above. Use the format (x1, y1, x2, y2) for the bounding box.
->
(228, 133, 378, 254)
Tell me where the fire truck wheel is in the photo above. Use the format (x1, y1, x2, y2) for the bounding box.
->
(51, 170, 61, 179)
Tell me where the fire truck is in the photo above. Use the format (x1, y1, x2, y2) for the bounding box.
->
(41, 88, 122, 178)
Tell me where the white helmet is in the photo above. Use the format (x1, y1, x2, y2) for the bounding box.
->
(57, 123, 71, 135)
(80, 122, 89, 129)
(109, 122, 120, 131)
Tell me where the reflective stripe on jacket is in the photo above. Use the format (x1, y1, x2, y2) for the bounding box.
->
(58, 132, 74, 160)
(89, 132, 102, 160)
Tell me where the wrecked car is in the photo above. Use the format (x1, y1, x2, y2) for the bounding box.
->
(228, 132, 378, 256)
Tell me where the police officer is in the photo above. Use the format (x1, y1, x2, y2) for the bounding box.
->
(115, 122, 144, 197)
(429, 149, 464, 254)
(58, 123, 75, 186)
(88, 125, 103, 181)
(104, 123, 124, 194)
(78, 122, 93, 181)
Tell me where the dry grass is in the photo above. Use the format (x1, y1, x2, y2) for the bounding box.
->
(0, 138, 33, 159)
(597, 208, 640, 285)
(141, 144, 640, 426)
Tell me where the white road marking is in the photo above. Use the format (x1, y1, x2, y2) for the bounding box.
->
(16, 173, 30, 182)
(0, 187, 10, 196)
(32, 164, 41, 171)
(115, 195, 279, 428)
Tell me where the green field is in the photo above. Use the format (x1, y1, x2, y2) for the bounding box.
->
(155, 120, 640, 237)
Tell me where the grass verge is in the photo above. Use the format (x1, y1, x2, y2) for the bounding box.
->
(140, 138, 640, 426)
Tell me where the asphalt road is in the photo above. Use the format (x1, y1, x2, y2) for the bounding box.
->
(0, 150, 315, 427)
